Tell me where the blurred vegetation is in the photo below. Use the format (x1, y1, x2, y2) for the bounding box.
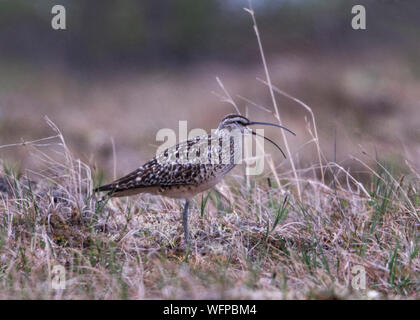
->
(0, 0, 419, 71)
(0, 0, 419, 176)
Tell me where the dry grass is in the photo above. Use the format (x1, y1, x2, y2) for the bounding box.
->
(0, 109, 418, 299)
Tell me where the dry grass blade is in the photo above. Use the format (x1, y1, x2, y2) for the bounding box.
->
(213, 76, 241, 114)
(256, 78, 325, 185)
(245, 2, 301, 200)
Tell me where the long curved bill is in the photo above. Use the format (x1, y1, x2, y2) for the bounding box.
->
(249, 130, 287, 159)
(247, 121, 296, 136)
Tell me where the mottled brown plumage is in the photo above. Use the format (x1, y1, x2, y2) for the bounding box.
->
(95, 114, 295, 244)
(96, 135, 236, 198)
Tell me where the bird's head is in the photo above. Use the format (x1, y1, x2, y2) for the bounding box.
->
(217, 113, 296, 158)
(217, 114, 251, 131)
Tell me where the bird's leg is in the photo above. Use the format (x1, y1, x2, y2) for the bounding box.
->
(182, 199, 190, 245)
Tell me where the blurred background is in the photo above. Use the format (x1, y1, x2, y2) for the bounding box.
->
(0, 0, 419, 180)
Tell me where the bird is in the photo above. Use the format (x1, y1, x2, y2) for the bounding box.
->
(95, 114, 295, 245)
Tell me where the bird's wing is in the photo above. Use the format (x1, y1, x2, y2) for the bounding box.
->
(95, 133, 226, 193)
